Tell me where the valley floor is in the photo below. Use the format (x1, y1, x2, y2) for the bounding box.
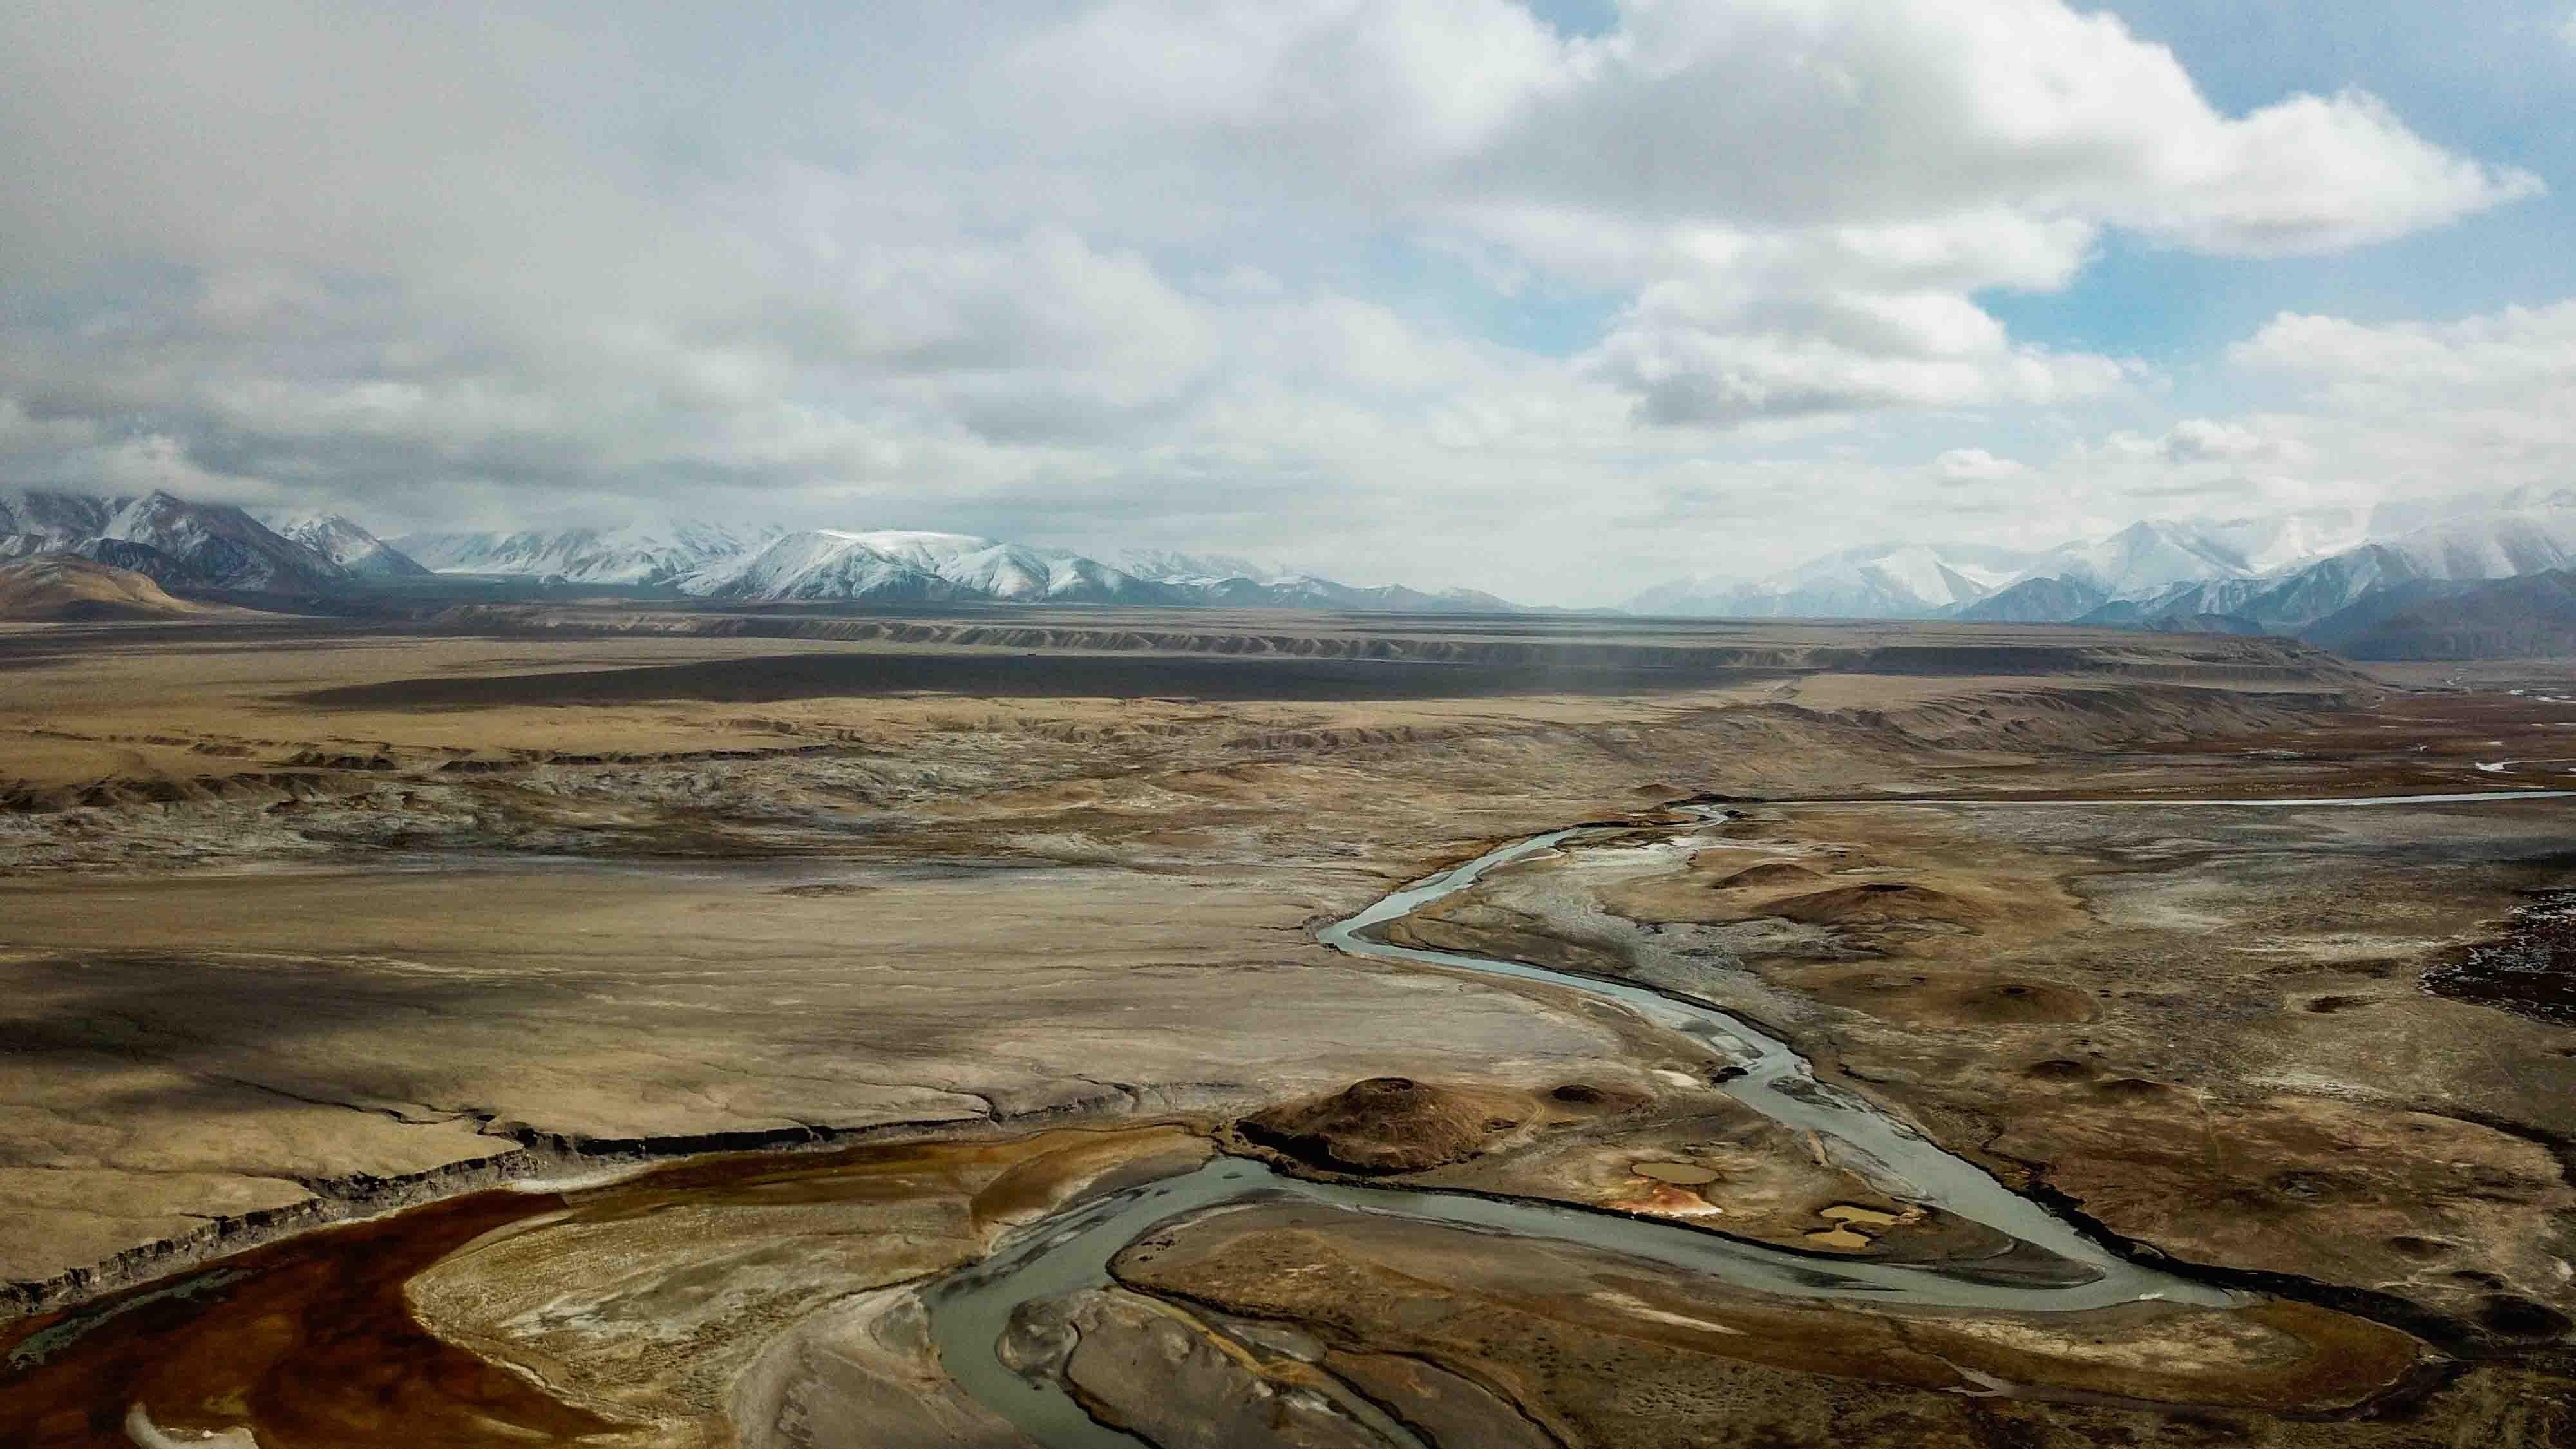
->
(0, 611, 2570, 1446)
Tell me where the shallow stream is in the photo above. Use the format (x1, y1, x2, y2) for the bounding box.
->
(925, 801, 2406, 1447)
(10, 788, 2568, 1446)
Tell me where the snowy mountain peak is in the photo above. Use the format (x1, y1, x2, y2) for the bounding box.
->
(1116, 549, 1288, 585)
(0, 489, 350, 593)
(683, 530, 963, 603)
(2009, 520, 2258, 598)
(683, 529, 1171, 605)
(1854, 544, 2012, 610)
(2371, 498, 2576, 582)
(0, 489, 116, 545)
(1627, 540, 2034, 619)
(390, 518, 777, 585)
(261, 512, 430, 578)
(813, 528, 993, 553)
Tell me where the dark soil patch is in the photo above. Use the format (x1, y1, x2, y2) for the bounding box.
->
(2423, 890, 2576, 1025)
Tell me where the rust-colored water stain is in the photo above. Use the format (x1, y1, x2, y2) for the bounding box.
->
(1, 1189, 607, 1448)
(1, 1127, 1202, 1448)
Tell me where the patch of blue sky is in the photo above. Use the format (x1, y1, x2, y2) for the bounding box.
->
(1989, 0, 2576, 357)
(1523, 0, 1620, 41)
(1532, 0, 2573, 362)
(1982, 213, 2576, 365)
(1352, 233, 1624, 357)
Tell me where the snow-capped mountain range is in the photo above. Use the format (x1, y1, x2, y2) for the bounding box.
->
(3, 491, 1530, 613)
(685, 529, 1177, 605)
(13, 482, 2576, 638)
(1629, 489, 2576, 639)
(1, 489, 360, 594)
(390, 520, 782, 587)
(392, 520, 1522, 612)
(1628, 542, 2025, 619)
(1113, 550, 1291, 587)
(263, 512, 431, 578)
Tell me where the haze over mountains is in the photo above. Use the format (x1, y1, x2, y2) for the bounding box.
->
(0, 489, 1526, 616)
(10, 484, 2576, 658)
(1629, 488, 2576, 650)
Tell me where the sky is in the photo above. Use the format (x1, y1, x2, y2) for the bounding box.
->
(1, 1, 2570, 606)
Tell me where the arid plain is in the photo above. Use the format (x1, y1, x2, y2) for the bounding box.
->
(3, 607, 2572, 1448)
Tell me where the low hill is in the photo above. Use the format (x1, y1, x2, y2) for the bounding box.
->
(0, 553, 221, 621)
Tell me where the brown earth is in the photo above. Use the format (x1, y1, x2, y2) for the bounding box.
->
(1393, 726, 2576, 1375)
(0, 607, 2570, 1446)
(1105, 1202, 2452, 1444)
(0, 556, 234, 623)
(1233, 1076, 1569, 1175)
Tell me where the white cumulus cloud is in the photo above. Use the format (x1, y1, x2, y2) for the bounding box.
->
(0, 0, 2548, 600)
(1933, 448, 2031, 484)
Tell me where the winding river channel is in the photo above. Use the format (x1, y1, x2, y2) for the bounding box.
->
(9, 788, 2571, 1446)
(920, 789, 2574, 1448)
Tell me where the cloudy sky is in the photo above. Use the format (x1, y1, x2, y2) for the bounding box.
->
(2, 1, 2569, 604)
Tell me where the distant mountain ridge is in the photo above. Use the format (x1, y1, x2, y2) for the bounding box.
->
(2306, 568, 2576, 660)
(2, 489, 353, 594)
(261, 513, 430, 578)
(2020, 520, 2271, 598)
(390, 520, 781, 587)
(685, 529, 1177, 605)
(1956, 576, 2107, 623)
(1632, 541, 2030, 619)
(18, 482, 2576, 647)
(398, 520, 1531, 612)
(1631, 491, 2576, 653)
(1115, 550, 1291, 586)
(0, 491, 1535, 615)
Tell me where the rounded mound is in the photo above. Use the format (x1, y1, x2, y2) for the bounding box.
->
(1759, 881, 1989, 927)
(1794, 967, 2095, 1027)
(1236, 1077, 1526, 1175)
(2475, 1294, 2571, 1341)
(1951, 980, 2092, 1023)
(1710, 860, 1826, 890)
